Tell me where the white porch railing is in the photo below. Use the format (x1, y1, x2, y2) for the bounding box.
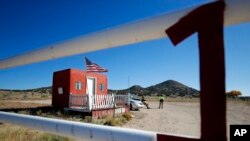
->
(92, 94, 114, 109)
(69, 94, 129, 111)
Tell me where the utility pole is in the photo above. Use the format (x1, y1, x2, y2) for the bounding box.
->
(128, 76, 130, 94)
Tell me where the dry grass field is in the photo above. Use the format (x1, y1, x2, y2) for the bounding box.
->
(0, 91, 133, 141)
(0, 124, 72, 141)
(0, 91, 72, 141)
(0, 90, 51, 101)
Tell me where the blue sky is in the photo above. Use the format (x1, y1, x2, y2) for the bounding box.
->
(0, 0, 250, 96)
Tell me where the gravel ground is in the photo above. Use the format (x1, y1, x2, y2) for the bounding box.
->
(123, 101, 250, 138)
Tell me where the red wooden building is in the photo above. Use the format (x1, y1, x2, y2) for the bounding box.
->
(52, 68, 129, 118)
(52, 68, 108, 107)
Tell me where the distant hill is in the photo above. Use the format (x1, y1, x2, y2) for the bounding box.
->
(1, 80, 200, 97)
(109, 80, 200, 97)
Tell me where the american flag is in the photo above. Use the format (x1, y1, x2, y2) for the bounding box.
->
(85, 57, 108, 72)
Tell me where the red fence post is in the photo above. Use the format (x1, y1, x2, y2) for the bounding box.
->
(161, 1, 226, 141)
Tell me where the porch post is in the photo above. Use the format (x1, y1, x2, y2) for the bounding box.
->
(87, 94, 92, 111)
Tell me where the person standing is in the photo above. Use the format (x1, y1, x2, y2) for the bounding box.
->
(141, 96, 150, 109)
(159, 95, 165, 109)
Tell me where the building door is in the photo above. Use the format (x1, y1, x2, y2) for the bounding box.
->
(87, 78, 96, 96)
(87, 78, 96, 109)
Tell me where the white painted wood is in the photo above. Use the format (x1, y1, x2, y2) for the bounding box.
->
(0, 111, 158, 141)
(69, 94, 129, 110)
(0, 0, 249, 69)
(87, 78, 96, 110)
(87, 78, 95, 96)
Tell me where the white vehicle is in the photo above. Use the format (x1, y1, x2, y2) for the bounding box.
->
(130, 94, 144, 110)
(130, 99, 144, 110)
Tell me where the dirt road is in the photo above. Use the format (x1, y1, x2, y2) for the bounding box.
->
(123, 101, 250, 138)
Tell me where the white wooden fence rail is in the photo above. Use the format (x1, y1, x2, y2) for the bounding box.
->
(0, 111, 157, 141)
(0, 0, 249, 69)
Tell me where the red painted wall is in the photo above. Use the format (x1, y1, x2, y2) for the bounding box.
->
(52, 69, 70, 107)
(69, 69, 108, 95)
(69, 69, 86, 95)
(52, 68, 108, 107)
(92, 106, 130, 119)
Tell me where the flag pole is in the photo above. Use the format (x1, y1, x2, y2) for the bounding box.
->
(83, 54, 86, 71)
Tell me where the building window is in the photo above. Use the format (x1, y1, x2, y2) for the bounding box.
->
(99, 84, 104, 91)
(58, 87, 63, 94)
(75, 81, 82, 90)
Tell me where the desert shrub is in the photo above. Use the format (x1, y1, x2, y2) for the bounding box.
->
(22, 94, 28, 99)
(3, 93, 9, 98)
(18, 110, 30, 115)
(103, 113, 131, 126)
(226, 90, 242, 98)
(122, 112, 132, 121)
(56, 111, 63, 117)
(83, 116, 92, 123)
(103, 116, 116, 126)
(36, 110, 42, 116)
(41, 94, 48, 98)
